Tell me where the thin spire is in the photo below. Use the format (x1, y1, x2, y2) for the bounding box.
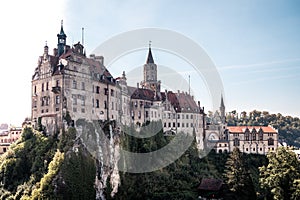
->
(146, 41, 154, 64)
(82, 27, 84, 46)
(59, 20, 66, 35)
(220, 94, 225, 108)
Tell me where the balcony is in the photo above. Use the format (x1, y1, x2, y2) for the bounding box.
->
(52, 86, 61, 94)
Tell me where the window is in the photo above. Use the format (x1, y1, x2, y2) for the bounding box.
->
(56, 80, 59, 87)
(191, 114, 193, 119)
(72, 96, 77, 105)
(233, 138, 240, 146)
(186, 123, 189, 127)
(96, 99, 99, 108)
(168, 123, 171, 127)
(245, 132, 249, 141)
(177, 114, 180, 119)
(259, 132, 263, 140)
(92, 98, 94, 107)
(168, 113, 171, 119)
(46, 82, 49, 90)
(146, 111, 149, 118)
(81, 96, 85, 106)
(55, 95, 60, 104)
(173, 122, 176, 127)
(268, 138, 274, 146)
(177, 123, 180, 127)
(252, 134, 256, 141)
(182, 114, 184, 119)
(73, 107, 77, 112)
(104, 88, 108, 95)
(34, 86, 37, 94)
(96, 86, 100, 94)
(186, 115, 189, 119)
(246, 148, 248, 151)
(81, 108, 85, 113)
(182, 123, 184, 127)
(111, 102, 114, 110)
(46, 97, 49, 106)
(111, 89, 114, 96)
(104, 101, 107, 109)
(42, 83, 44, 92)
(72, 80, 77, 89)
(81, 82, 85, 90)
(164, 123, 166, 127)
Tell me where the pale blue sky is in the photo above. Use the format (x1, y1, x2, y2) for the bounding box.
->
(0, 0, 299, 125)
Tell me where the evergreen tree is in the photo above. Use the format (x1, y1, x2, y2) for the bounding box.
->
(224, 147, 256, 200)
(259, 147, 300, 200)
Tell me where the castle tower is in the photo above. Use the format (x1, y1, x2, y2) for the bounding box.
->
(141, 42, 161, 92)
(220, 94, 225, 123)
(57, 20, 67, 57)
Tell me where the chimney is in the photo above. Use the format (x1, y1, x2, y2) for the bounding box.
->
(95, 56, 104, 65)
(89, 54, 95, 59)
(137, 82, 139, 88)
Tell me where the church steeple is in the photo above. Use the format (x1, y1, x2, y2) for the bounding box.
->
(141, 41, 160, 92)
(146, 42, 154, 64)
(57, 20, 67, 57)
(220, 94, 225, 123)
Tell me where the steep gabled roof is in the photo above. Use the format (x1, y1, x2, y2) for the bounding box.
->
(128, 86, 156, 101)
(161, 91, 199, 113)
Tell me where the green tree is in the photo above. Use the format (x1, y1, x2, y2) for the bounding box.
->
(224, 147, 256, 200)
(259, 147, 300, 200)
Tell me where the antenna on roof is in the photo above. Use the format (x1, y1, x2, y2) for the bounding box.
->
(188, 75, 191, 96)
(82, 27, 84, 46)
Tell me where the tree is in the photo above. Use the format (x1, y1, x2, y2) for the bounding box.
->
(224, 148, 256, 200)
(259, 147, 300, 200)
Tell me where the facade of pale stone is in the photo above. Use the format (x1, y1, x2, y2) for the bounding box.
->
(226, 126, 278, 154)
(31, 22, 205, 149)
(0, 127, 22, 154)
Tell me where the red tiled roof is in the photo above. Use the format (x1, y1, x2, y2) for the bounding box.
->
(128, 86, 157, 101)
(161, 91, 199, 113)
(227, 126, 277, 133)
(198, 178, 223, 191)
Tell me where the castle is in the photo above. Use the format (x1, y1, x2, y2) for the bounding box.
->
(31, 22, 278, 154)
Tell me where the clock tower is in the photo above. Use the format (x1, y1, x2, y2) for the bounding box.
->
(141, 42, 161, 93)
(57, 20, 67, 57)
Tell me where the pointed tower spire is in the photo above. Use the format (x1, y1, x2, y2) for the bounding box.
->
(220, 94, 225, 123)
(57, 20, 67, 57)
(146, 41, 154, 64)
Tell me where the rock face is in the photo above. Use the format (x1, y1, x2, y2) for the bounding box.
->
(75, 119, 120, 200)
